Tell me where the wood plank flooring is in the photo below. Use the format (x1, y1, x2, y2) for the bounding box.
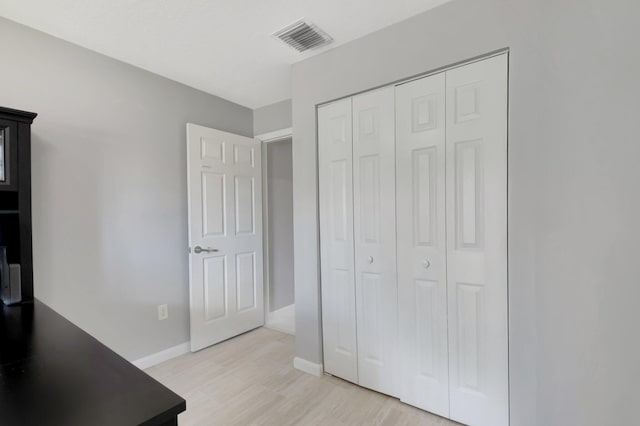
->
(145, 327, 460, 425)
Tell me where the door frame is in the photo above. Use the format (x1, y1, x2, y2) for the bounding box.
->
(255, 127, 294, 332)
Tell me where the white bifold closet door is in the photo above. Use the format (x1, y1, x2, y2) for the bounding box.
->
(352, 87, 398, 397)
(320, 54, 507, 426)
(318, 98, 358, 384)
(445, 54, 508, 426)
(396, 72, 450, 417)
(318, 88, 398, 396)
(396, 54, 508, 426)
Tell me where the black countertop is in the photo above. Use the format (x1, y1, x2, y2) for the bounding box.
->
(0, 300, 186, 425)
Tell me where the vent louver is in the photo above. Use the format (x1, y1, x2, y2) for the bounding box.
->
(273, 20, 333, 53)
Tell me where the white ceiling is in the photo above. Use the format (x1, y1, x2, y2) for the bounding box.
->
(0, 0, 451, 108)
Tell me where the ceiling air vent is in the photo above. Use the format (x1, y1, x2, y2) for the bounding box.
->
(273, 20, 333, 53)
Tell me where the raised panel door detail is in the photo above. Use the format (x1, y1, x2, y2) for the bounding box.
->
(455, 140, 484, 249)
(416, 280, 438, 378)
(456, 283, 484, 392)
(455, 83, 481, 123)
(202, 172, 225, 237)
(201, 137, 225, 162)
(413, 147, 437, 247)
(353, 86, 398, 398)
(187, 123, 263, 353)
(361, 272, 382, 364)
(330, 116, 347, 144)
(234, 144, 255, 167)
(236, 252, 256, 312)
(334, 269, 355, 355)
(235, 176, 255, 235)
(330, 160, 348, 242)
(396, 71, 449, 417)
(318, 98, 358, 384)
(203, 255, 227, 321)
(412, 95, 437, 132)
(446, 54, 508, 426)
(359, 155, 380, 244)
(359, 108, 378, 137)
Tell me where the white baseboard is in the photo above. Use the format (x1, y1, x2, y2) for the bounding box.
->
(265, 303, 295, 335)
(132, 342, 190, 370)
(294, 357, 323, 377)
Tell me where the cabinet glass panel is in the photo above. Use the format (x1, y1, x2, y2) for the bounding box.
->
(0, 128, 5, 182)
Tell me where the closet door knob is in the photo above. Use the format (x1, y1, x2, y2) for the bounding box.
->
(422, 259, 431, 269)
(367, 256, 374, 264)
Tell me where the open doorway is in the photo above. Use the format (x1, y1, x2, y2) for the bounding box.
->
(263, 136, 295, 334)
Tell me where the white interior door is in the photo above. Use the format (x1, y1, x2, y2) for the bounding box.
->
(396, 72, 450, 417)
(445, 54, 508, 426)
(318, 99, 358, 383)
(352, 86, 399, 397)
(187, 123, 264, 352)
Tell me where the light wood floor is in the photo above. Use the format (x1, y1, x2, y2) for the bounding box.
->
(145, 327, 460, 426)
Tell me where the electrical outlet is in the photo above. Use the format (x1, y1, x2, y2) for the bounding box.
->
(157, 304, 168, 320)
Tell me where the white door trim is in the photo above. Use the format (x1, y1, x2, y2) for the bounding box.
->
(317, 49, 508, 110)
(255, 127, 293, 143)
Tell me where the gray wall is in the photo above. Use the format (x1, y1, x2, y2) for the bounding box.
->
(0, 17, 253, 361)
(291, 0, 640, 425)
(253, 99, 292, 136)
(266, 138, 294, 312)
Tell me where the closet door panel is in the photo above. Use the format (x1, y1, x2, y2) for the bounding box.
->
(319, 99, 358, 383)
(446, 54, 508, 426)
(352, 87, 398, 397)
(396, 72, 450, 417)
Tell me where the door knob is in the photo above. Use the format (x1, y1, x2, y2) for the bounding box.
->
(193, 246, 219, 254)
(422, 259, 431, 269)
(367, 256, 374, 264)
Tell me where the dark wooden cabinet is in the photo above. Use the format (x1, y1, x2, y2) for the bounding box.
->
(0, 108, 186, 423)
(0, 107, 37, 305)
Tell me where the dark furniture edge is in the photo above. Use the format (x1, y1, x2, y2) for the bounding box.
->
(33, 299, 186, 424)
(139, 400, 187, 426)
(0, 107, 38, 124)
(17, 121, 33, 301)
